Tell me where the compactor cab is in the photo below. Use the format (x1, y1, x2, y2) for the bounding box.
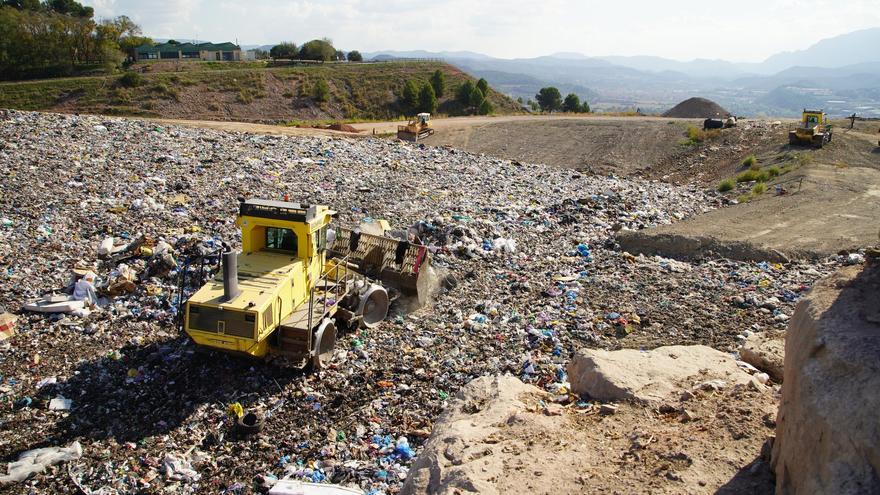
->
(397, 113, 435, 142)
(789, 109, 833, 148)
(183, 199, 431, 369)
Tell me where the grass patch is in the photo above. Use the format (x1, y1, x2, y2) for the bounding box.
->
(736, 169, 769, 183)
(834, 160, 849, 168)
(751, 183, 767, 195)
(767, 166, 781, 178)
(717, 179, 735, 192)
(680, 125, 721, 146)
(742, 155, 758, 169)
(737, 193, 753, 203)
(117, 71, 142, 88)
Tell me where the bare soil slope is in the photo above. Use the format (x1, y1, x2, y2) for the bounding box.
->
(620, 163, 880, 261)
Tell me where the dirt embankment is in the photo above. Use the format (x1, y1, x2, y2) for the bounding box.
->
(0, 61, 521, 123)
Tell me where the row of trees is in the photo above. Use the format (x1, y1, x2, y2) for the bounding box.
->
(456, 77, 492, 115)
(269, 40, 363, 62)
(0, 0, 150, 80)
(397, 71, 495, 116)
(533, 87, 590, 113)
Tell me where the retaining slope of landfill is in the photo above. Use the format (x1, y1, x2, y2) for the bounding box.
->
(0, 110, 856, 494)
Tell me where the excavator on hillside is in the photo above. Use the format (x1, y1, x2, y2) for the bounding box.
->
(181, 199, 431, 370)
(789, 109, 833, 148)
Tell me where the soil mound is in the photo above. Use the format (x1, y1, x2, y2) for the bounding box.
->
(663, 97, 729, 118)
(328, 122, 360, 133)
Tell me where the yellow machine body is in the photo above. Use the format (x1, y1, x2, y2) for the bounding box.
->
(184, 201, 334, 359)
(397, 113, 435, 142)
(789, 109, 833, 147)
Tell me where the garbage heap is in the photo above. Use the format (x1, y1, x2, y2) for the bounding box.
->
(0, 111, 849, 494)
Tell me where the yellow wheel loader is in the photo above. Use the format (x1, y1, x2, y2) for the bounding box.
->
(789, 109, 833, 148)
(397, 113, 434, 142)
(182, 199, 431, 369)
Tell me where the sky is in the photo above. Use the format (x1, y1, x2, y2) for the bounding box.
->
(82, 0, 880, 62)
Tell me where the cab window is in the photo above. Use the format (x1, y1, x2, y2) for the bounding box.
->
(266, 227, 297, 255)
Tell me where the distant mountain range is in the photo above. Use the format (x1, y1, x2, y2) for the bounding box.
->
(360, 28, 880, 117)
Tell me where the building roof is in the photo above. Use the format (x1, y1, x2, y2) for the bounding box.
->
(136, 41, 241, 54)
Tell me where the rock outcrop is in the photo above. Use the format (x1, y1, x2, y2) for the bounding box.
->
(567, 345, 752, 404)
(400, 375, 546, 495)
(740, 330, 785, 382)
(772, 263, 880, 494)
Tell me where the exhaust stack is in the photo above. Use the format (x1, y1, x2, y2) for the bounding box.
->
(222, 250, 240, 302)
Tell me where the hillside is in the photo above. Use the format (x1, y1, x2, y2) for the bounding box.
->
(0, 61, 521, 123)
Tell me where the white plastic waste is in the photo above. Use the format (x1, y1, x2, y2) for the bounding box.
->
(161, 453, 201, 482)
(0, 441, 82, 483)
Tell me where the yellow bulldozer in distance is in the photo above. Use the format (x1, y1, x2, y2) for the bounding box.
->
(789, 109, 833, 148)
(183, 199, 431, 369)
(397, 113, 435, 142)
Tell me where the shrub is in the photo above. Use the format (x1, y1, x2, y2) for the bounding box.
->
(207, 103, 220, 111)
(118, 71, 141, 88)
(717, 179, 735, 192)
(236, 89, 253, 104)
(737, 193, 753, 203)
(742, 155, 757, 169)
(681, 126, 721, 146)
(752, 183, 767, 195)
(312, 79, 330, 102)
(767, 166, 781, 178)
(282, 91, 293, 98)
(736, 170, 759, 182)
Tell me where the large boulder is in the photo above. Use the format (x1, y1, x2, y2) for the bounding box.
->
(400, 375, 545, 495)
(740, 330, 785, 382)
(772, 263, 880, 494)
(567, 345, 752, 403)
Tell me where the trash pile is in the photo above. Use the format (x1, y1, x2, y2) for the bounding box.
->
(0, 110, 846, 493)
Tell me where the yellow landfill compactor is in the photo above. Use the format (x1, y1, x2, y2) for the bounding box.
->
(184, 199, 431, 369)
(789, 109, 833, 148)
(397, 113, 434, 141)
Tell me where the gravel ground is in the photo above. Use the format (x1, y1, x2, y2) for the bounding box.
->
(0, 111, 849, 494)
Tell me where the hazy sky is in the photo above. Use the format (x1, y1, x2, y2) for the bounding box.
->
(82, 0, 879, 61)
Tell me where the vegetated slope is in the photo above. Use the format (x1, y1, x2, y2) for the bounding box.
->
(662, 97, 730, 118)
(0, 61, 520, 123)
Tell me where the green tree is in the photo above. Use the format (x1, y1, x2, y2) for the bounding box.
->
(581, 101, 591, 113)
(535, 87, 562, 113)
(476, 77, 489, 96)
(478, 98, 493, 115)
(312, 78, 330, 102)
(469, 87, 484, 108)
(456, 80, 475, 105)
(270, 42, 297, 59)
(2, 0, 43, 11)
(346, 50, 362, 62)
(298, 38, 336, 61)
(430, 69, 445, 98)
(418, 82, 437, 113)
(401, 79, 419, 112)
(47, 0, 92, 17)
(335, 49, 345, 61)
(562, 93, 580, 113)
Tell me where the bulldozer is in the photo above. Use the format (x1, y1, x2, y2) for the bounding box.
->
(397, 113, 434, 142)
(789, 109, 833, 148)
(182, 199, 431, 369)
